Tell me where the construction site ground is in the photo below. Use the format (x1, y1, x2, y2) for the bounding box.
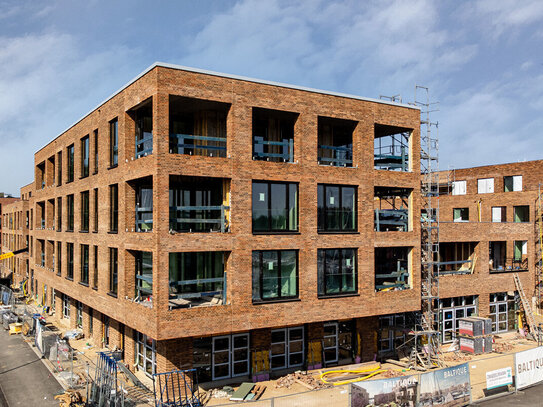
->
(11, 301, 542, 406)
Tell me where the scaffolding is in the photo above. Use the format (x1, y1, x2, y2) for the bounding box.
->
(414, 86, 441, 368)
(535, 184, 543, 314)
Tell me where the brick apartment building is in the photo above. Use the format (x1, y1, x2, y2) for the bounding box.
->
(0, 192, 20, 277)
(0, 63, 540, 383)
(1, 63, 422, 381)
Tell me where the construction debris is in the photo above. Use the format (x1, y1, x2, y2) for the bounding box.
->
(275, 371, 330, 390)
(54, 390, 85, 407)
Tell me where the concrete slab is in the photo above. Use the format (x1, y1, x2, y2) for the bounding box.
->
(0, 328, 63, 406)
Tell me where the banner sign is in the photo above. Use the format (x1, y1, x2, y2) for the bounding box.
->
(515, 346, 543, 389)
(486, 367, 513, 390)
(352, 375, 418, 407)
(418, 363, 470, 406)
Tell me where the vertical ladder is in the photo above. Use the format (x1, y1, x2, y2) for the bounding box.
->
(535, 185, 543, 314)
(514, 273, 536, 331)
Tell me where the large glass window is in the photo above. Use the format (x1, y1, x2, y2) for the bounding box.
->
(93, 245, 98, 289)
(62, 294, 70, 319)
(109, 118, 118, 167)
(252, 181, 298, 233)
(134, 102, 153, 159)
(93, 129, 99, 174)
(136, 184, 153, 232)
(56, 241, 62, 276)
(252, 250, 298, 302)
(67, 243, 74, 280)
(489, 292, 517, 333)
(439, 296, 477, 343)
(109, 184, 118, 232)
(514, 205, 529, 222)
(317, 248, 357, 296)
(80, 244, 89, 285)
(80, 191, 89, 232)
(81, 135, 89, 178)
(93, 188, 98, 232)
(318, 184, 356, 232)
(109, 248, 118, 295)
(270, 327, 304, 370)
(67, 194, 74, 232)
(135, 331, 156, 376)
(57, 197, 62, 231)
(57, 151, 62, 186)
(504, 175, 522, 192)
(67, 145, 74, 182)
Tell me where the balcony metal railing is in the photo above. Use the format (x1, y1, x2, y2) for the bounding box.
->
(375, 209, 408, 232)
(253, 138, 294, 162)
(135, 206, 153, 232)
(318, 145, 353, 167)
(169, 134, 226, 157)
(490, 257, 528, 273)
(135, 132, 153, 158)
(168, 273, 227, 309)
(169, 205, 229, 233)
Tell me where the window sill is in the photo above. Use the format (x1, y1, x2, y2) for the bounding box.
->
(92, 171, 98, 175)
(107, 164, 118, 170)
(318, 292, 360, 299)
(92, 286, 98, 291)
(107, 292, 118, 299)
(252, 298, 300, 305)
(65, 277, 73, 281)
(79, 230, 89, 233)
(78, 281, 89, 287)
(66, 180, 73, 184)
(66, 229, 74, 233)
(108, 231, 118, 234)
(318, 230, 359, 235)
(79, 175, 89, 180)
(92, 230, 98, 234)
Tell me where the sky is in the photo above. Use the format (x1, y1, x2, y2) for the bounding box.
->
(1, 0, 542, 195)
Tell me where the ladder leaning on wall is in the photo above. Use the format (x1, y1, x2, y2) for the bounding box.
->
(534, 184, 543, 315)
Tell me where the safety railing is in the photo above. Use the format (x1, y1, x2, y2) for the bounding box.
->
(317, 144, 353, 167)
(169, 134, 227, 157)
(169, 205, 229, 233)
(253, 138, 294, 162)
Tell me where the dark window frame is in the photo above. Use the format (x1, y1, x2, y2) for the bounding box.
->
(81, 135, 89, 178)
(93, 129, 99, 174)
(80, 244, 89, 285)
(80, 191, 89, 232)
(252, 249, 299, 303)
(67, 144, 74, 183)
(109, 119, 118, 168)
(109, 184, 118, 232)
(93, 188, 99, 232)
(317, 184, 358, 232)
(66, 242, 74, 280)
(66, 194, 74, 232)
(109, 247, 118, 295)
(252, 180, 299, 233)
(317, 248, 358, 297)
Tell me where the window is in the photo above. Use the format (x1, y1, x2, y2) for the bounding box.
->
(453, 208, 469, 222)
(318, 185, 357, 232)
(452, 180, 466, 195)
(67, 243, 74, 279)
(318, 116, 355, 167)
(109, 248, 118, 295)
(80, 244, 89, 285)
(514, 205, 529, 222)
(62, 294, 70, 319)
(81, 135, 89, 178)
(439, 296, 477, 343)
(477, 178, 494, 194)
(135, 331, 156, 376)
(93, 246, 98, 289)
(379, 314, 406, 354)
(109, 184, 118, 232)
(252, 181, 298, 233)
(317, 248, 357, 296)
(136, 251, 153, 304)
(270, 327, 304, 370)
(67, 144, 74, 182)
(374, 247, 411, 291)
(93, 188, 98, 232)
(57, 197, 62, 231)
(67, 194, 74, 231)
(76, 301, 83, 329)
(80, 191, 89, 232)
(57, 151, 62, 186)
(489, 292, 517, 333)
(252, 250, 298, 302)
(93, 129, 99, 174)
(491, 206, 506, 223)
(56, 241, 62, 276)
(504, 175, 522, 192)
(109, 118, 118, 167)
(134, 101, 153, 159)
(136, 184, 153, 232)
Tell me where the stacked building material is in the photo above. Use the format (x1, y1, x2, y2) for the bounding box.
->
(458, 317, 493, 354)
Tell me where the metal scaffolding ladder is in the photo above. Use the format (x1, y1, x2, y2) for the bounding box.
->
(415, 85, 442, 368)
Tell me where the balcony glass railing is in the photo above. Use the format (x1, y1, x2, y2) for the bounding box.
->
(136, 206, 153, 232)
(169, 134, 226, 157)
(253, 138, 294, 162)
(318, 145, 353, 167)
(169, 205, 229, 233)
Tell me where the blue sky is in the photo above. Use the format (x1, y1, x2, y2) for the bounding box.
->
(1, 0, 542, 195)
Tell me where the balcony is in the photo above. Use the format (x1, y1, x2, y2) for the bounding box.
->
(318, 116, 356, 167)
(169, 95, 230, 158)
(374, 187, 411, 232)
(375, 247, 411, 292)
(168, 251, 227, 309)
(374, 124, 411, 172)
(490, 258, 528, 273)
(438, 242, 477, 275)
(131, 98, 153, 159)
(131, 177, 153, 232)
(169, 176, 230, 233)
(252, 107, 297, 163)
